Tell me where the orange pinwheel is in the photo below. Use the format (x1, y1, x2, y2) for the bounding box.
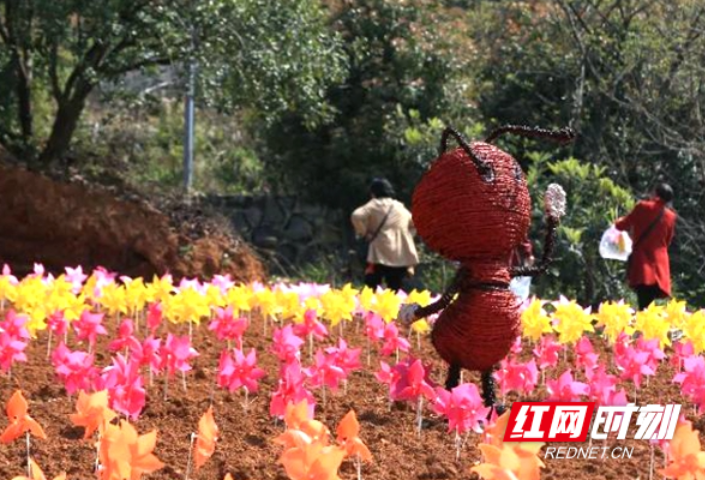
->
(194, 406, 219, 470)
(11, 458, 66, 480)
(0, 390, 47, 443)
(99, 420, 164, 480)
(473, 411, 544, 480)
(280, 441, 346, 480)
(69, 390, 117, 439)
(659, 419, 705, 479)
(335, 410, 372, 462)
(484, 411, 543, 453)
(472, 443, 544, 480)
(276, 400, 329, 449)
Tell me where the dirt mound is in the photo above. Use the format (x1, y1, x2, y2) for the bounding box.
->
(0, 148, 265, 282)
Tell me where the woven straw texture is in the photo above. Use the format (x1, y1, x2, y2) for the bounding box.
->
(412, 142, 531, 261)
(412, 141, 531, 371)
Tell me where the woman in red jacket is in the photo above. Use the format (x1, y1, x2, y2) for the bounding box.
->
(615, 183, 677, 310)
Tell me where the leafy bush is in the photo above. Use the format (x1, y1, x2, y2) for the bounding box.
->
(526, 153, 635, 306)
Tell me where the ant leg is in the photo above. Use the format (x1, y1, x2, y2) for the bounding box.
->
(481, 369, 506, 416)
(445, 363, 461, 390)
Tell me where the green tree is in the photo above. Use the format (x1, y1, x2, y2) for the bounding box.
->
(260, 0, 477, 211)
(0, 0, 346, 163)
(467, 0, 705, 305)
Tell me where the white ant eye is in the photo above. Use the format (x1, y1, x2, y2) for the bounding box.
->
(514, 163, 523, 182)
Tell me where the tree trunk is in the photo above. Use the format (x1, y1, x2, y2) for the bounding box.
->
(13, 52, 33, 146)
(38, 80, 93, 163)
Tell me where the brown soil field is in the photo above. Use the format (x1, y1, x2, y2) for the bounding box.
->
(0, 308, 697, 480)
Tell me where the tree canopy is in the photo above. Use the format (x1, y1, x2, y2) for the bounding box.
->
(0, 0, 346, 161)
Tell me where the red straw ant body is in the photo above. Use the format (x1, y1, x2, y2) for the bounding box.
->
(400, 125, 575, 412)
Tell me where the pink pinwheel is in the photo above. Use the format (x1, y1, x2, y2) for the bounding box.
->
(292, 309, 328, 342)
(108, 319, 141, 353)
(635, 337, 665, 374)
(546, 369, 589, 401)
(670, 341, 695, 369)
(0, 330, 27, 373)
(325, 338, 362, 375)
(392, 357, 436, 433)
(212, 274, 235, 294)
(510, 336, 523, 355)
(614, 344, 655, 389)
(375, 361, 399, 397)
(392, 358, 436, 402)
(160, 334, 199, 378)
(494, 357, 539, 397)
(32, 263, 45, 278)
(432, 383, 491, 434)
(177, 277, 206, 294)
(208, 306, 248, 347)
(271, 325, 304, 364)
(364, 312, 385, 342)
(1, 309, 30, 340)
(673, 356, 705, 414)
(269, 362, 315, 418)
(92, 266, 117, 297)
(613, 332, 632, 357)
(217, 348, 266, 393)
(47, 311, 68, 337)
(51, 343, 98, 395)
(380, 322, 411, 357)
(132, 336, 162, 372)
(575, 336, 599, 371)
(98, 354, 146, 420)
(65, 266, 88, 293)
(1, 264, 18, 284)
(306, 349, 347, 393)
(146, 302, 163, 334)
(533, 335, 563, 370)
(73, 310, 107, 350)
(585, 364, 628, 406)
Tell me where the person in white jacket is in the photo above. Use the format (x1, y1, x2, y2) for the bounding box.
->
(351, 178, 419, 292)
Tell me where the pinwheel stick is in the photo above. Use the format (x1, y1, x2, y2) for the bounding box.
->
(649, 442, 654, 480)
(455, 430, 462, 462)
(365, 337, 371, 366)
(355, 454, 362, 480)
(26, 431, 31, 477)
(184, 432, 196, 480)
(308, 333, 314, 362)
(46, 331, 52, 360)
(94, 433, 101, 473)
(416, 397, 424, 436)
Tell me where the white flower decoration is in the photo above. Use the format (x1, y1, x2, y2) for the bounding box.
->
(398, 303, 420, 326)
(545, 183, 567, 219)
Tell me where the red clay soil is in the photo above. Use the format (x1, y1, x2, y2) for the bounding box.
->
(0, 308, 699, 480)
(0, 156, 264, 283)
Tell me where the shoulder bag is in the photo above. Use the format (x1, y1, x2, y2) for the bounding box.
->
(355, 204, 394, 265)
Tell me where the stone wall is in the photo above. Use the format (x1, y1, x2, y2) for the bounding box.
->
(204, 195, 353, 276)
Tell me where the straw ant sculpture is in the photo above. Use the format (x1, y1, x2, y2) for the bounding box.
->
(399, 124, 575, 413)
